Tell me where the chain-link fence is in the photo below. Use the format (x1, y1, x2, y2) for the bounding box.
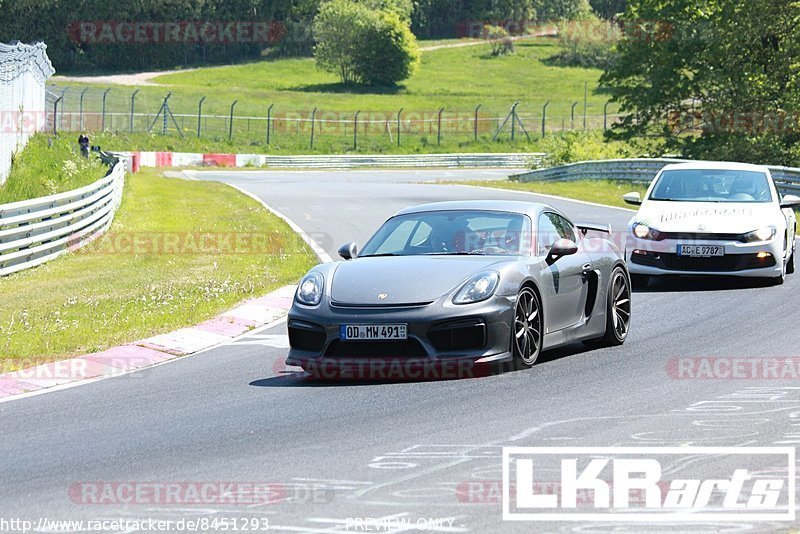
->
(0, 42, 55, 184)
(46, 84, 622, 152)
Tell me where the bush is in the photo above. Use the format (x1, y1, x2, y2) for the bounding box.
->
(547, 15, 619, 68)
(313, 0, 419, 85)
(483, 25, 514, 56)
(535, 131, 639, 168)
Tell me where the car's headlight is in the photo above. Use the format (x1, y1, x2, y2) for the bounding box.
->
(742, 225, 776, 243)
(632, 223, 662, 240)
(295, 272, 324, 306)
(453, 271, 500, 305)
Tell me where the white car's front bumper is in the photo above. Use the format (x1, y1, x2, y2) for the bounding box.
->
(627, 236, 785, 278)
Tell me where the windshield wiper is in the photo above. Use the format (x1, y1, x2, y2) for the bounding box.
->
(359, 253, 403, 258)
(424, 251, 488, 256)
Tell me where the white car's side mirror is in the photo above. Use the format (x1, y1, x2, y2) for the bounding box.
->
(623, 192, 642, 206)
(780, 194, 800, 209)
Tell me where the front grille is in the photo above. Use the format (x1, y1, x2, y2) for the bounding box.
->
(288, 320, 327, 352)
(324, 339, 428, 358)
(631, 252, 776, 272)
(659, 232, 744, 242)
(427, 319, 486, 351)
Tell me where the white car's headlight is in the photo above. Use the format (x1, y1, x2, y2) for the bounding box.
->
(742, 225, 776, 243)
(296, 272, 324, 306)
(453, 271, 500, 305)
(632, 223, 662, 240)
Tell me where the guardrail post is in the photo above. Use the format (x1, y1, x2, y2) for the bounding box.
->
(228, 100, 238, 141)
(101, 88, 111, 131)
(437, 108, 444, 146)
(310, 107, 317, 149)
(603, 101, 610, 131)
(353, 110, 360, 150)
(541, 101, 550, 138)
(130, 89, 139, 133)
(197, 96, 206, 138)
(266, 103, 274, 145)
(583, 81, 588, 130)
(79, 87, 89, 131)
(396, 108, 403, 147)
(474, 104, 481, 141)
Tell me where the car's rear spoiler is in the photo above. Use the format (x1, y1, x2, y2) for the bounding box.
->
(576, 222, 613, 236)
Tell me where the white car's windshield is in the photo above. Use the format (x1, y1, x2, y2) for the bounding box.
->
(360, 210, 531, 256)
(649, 169, 773, 203)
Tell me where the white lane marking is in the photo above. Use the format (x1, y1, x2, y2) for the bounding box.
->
(226, 183, 334, 263)
(231, 335, 290, 348)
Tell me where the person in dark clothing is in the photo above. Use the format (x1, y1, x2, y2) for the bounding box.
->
(78, 134, 90, 158)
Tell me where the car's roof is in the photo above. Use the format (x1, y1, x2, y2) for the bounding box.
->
(660, 161, 770, 173)
(395, 200, 548, 217)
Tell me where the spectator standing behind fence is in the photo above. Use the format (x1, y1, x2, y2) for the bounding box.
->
(78, 134, 90, 158)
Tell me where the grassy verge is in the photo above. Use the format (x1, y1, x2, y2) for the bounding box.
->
(452, 179, 650, 210)
(0, 169, 316, 365)
(0, 134, 107, 204)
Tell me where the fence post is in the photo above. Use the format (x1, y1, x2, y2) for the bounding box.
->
(396, 108, 403, 147)
(603, 101, 610, 131)
(474, 104, 481, 141)
(437, 107, 444, 146)
(101, 88, 111, 131)
(79, 87, 88, 131)
(228, 100, 238, 141)
(52, 95, 63, 135)
(58, 87, 67, 132)
(266, 103, 274, 144)
(353, 110, 360, 150)
(571, 101, 578, 130)
(130, 89, 139, 133)
(511, 104, 517, 141)
(541, 101, 550, 138)
(197, 96, 205, 138)
(310, 107, 317, 149)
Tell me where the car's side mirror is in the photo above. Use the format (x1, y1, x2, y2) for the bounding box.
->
(338, 242, 358, 260)
(623, 192, 642, 206)
(548, 238, 578, 262)
(780, 194, 800, 209)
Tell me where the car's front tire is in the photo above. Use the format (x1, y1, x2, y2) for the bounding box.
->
(787, 242, 796, 275)
(512, 286, 542, 370)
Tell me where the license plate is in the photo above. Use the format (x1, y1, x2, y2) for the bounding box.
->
(677, 244, 725, 257)
(340, 324, 407, 341)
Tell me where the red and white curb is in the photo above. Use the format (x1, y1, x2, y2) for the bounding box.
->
(0, 285, 295, 402)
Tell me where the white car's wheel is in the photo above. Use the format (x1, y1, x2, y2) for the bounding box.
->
(787, 242, 796, 275)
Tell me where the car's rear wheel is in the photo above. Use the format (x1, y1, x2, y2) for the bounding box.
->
(600, 268, 631, 346)
(630, 274, 649, 289)
(512, 286, 542, 370)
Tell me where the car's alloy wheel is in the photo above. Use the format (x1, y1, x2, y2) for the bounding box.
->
(602, 268, 631, 346)
(512, 287, 542, 369)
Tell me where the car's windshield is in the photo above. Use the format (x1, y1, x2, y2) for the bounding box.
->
(360, 210, 531, 257)
(648, 169, 773, 203)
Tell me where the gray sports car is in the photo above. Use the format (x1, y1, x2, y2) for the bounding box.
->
(286, 200, 631, 378)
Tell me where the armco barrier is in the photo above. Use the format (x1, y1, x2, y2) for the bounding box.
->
(118, 151, 542, 170)
(512, 158, 800, 195)
(0, 156, 125, 276)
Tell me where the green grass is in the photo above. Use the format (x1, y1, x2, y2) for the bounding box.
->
(0, 170, 316, 364)
(0, 134, 107, 204)
(453, 179, 650, 209)
(51, 38, 617, 155)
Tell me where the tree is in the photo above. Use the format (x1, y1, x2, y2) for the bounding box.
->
(600, 0, 800, 165)
(313, 0, 419, 85)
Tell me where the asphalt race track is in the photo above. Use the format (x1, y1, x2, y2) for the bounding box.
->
(2, 169, 799, 533)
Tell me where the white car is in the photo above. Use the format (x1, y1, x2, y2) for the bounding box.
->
(623, 161, 800, 287)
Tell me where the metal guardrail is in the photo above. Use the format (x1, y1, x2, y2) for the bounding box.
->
(512, 158, 800, 195)
(0, 155, 125, 276)
(258, 153, 543, 168)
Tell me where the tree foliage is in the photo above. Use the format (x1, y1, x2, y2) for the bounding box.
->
(601, 0, 800, 164)
(313, 0, 419, 85)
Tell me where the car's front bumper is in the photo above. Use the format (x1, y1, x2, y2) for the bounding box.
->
(286, 295, 515, 379)
(627, 236, 783, 278)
